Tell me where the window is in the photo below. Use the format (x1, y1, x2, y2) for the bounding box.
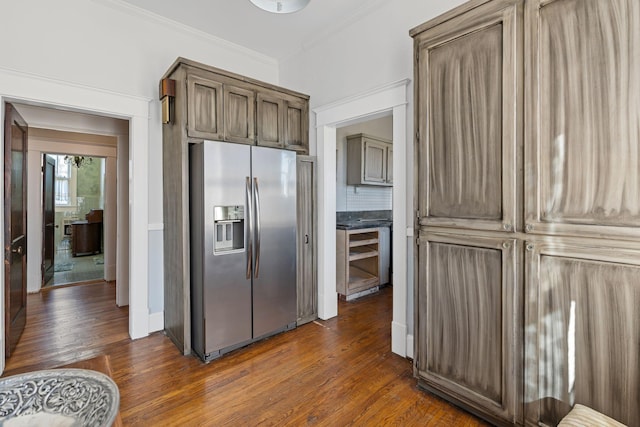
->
(55, 155, 71, 205)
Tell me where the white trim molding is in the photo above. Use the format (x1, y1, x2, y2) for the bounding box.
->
(313, 79, 410, 357)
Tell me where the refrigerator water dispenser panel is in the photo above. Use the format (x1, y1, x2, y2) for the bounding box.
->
(213, 205, 245, 254)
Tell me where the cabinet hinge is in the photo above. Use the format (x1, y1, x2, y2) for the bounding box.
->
(416, 210, 420, 219)
(416, 130, 420, 142)
(416, 237, 420, 246)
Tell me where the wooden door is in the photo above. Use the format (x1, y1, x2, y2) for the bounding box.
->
(256, 91, 284, 149)
(416, 231, 521, 425)
(524, 239, 640, 426)
(283, 98, 309, 154)
(414, 0, 522, 233)
(223, 84, 255, 145)
(524, 0, 640, 240)
(4, 103, 28, 358)
(186, 74, 224, 140)
(42, 154, 55, 285)
(296, 156, 317, 325)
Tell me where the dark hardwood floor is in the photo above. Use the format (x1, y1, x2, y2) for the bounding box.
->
(3, 282, 488, 426)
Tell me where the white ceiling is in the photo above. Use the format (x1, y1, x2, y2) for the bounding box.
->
(119, 0, 386, 61)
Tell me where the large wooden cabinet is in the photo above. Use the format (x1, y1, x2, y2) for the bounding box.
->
(412, 0, 640, 426)
(161, 58, 310, 354)
(411, 0, 523, 425)
(522, 1, 640, 425)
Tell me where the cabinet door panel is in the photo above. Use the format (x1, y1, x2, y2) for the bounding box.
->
(416, 0, 521, 232)
(257, 92, 284, 149)
(296, 156, 317, 325)
(525, 241, 640, 426)
(363, 139, 386, 183)
(428, 25, 502, 221)
(187, 75, 223, 140)
(525, 0, 640, 238)
(417, 232, 521, 423)
(223, 84, 255, 145)
(284, 98, 309, 154)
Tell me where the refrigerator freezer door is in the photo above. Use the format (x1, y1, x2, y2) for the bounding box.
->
(251, 146, 297, 338)
(201, 140, 253, 354)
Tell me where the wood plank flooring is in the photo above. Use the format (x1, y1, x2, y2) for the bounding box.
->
(3, 282, 489, 426)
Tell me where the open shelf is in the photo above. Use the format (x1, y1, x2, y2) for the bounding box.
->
(349, 245, 379, 261)
(348, 265, 379, 291)
(336, 227, 380, 298)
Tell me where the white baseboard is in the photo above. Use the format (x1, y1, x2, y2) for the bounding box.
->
(391, 321, 408, 357)
(149, 311, 164, 333)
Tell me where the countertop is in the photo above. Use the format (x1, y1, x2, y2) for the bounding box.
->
(336, 219, 392, 230)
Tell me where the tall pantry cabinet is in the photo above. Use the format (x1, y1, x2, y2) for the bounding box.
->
(411, 0, 640, 426)
(411, 1, 523, 425)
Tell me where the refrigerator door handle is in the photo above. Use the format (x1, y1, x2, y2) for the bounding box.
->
(254, 177, 261, 278)
(245, 176, 253, 280)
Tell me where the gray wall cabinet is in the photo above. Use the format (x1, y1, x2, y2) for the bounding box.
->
(160, 58, 310, 355)
(412, 0, 640, 426)
(346, 133, 393, 186)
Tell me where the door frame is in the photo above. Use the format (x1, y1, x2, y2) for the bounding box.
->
(0, 68, 151, 372)
(41, 154, 55, 286)
(313, 79, 411, 357)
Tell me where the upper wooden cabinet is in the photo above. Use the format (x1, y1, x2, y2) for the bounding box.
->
(283, 96, 309, 153)
(186, 74, 223, 140)
(346, 133, 393, 186)
(412, 0, 522, 233)
(167, 57, 309, 154)
(256, 91, 284, 149)
(223, 84, 255, 145)
(255, 90, 310, 153)
(524, 0, 640, 240)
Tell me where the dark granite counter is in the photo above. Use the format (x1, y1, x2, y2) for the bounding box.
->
(336, 219, 392, 230)
(336, 210, 392, 230)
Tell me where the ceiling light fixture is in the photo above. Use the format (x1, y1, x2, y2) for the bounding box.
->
(249, 0, 311, 14)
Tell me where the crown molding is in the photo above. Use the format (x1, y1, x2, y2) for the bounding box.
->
(91, 0, 278, 69)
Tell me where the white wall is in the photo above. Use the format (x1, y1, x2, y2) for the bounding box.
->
(1, 0, 280, 318)
(280, 0, 467, 340)
(336, 116, 393, 212)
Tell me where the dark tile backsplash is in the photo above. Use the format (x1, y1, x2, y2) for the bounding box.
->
(336, 210, 392, 222)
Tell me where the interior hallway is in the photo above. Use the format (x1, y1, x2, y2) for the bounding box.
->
(2, 283, 487, 425)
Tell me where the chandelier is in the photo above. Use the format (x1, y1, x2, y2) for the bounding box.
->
(65, 155, 93, 168)
(249, 0, 310, 14)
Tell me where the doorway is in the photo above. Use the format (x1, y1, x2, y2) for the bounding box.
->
(335, 115, 393, 300)
(314, 79, 411, 357)
(0, 69, 151, 374)
(21, 117, 121, 296)
(47, 153, 106, 287)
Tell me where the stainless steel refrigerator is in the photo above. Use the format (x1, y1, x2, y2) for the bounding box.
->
(189, 140, 297, 362)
